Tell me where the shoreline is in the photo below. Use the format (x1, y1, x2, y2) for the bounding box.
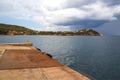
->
(0, 34, 103, 36)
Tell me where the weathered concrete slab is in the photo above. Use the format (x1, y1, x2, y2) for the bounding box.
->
(0, 43, 91, 80)
(0, 49, 63, 69)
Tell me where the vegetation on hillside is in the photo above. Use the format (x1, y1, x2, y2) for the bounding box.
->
(0, 23, 102, 36)
(0, 24, 36, 35)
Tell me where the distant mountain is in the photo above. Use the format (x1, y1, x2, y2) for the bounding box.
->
(0, 24, 36, 35)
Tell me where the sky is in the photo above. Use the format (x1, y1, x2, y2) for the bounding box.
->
(0, 0, 120, 35)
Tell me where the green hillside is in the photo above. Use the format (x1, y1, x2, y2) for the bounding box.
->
(0, 24, 36, 35)
(0, 23, 102, 36)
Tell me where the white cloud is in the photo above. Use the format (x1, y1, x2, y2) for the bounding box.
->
(45, 8, 88, 24)
(0, 0, 120, 31)
(82, 1, 120, 20)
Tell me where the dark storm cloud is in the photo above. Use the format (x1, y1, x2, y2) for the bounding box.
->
(53, 0, 120, 29)
(56, 19, 108, 30)
(102, 0, 120, 6)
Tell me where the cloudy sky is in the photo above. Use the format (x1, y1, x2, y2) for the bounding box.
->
(0, 0, 120, 35)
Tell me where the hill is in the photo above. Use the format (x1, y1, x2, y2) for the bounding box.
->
(0, 24, 36, 35)
(37, 29, 102, 36)
(75, 29, 103, 36)
(0, 23, 102, 36)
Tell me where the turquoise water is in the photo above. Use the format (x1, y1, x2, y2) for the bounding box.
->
(0, 36, 120, 80)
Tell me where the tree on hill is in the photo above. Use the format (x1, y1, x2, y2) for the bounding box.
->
(0, 24, 36, 35)
(0, 23, 102, 36)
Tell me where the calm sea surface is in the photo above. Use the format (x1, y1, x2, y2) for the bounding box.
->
(0, 36, 120, 80)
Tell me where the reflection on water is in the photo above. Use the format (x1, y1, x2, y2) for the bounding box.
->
(0, 36, 120, 80)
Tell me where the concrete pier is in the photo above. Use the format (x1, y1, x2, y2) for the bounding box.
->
(0, 42, 91, 80)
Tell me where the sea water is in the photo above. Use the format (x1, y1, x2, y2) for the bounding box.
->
(0, 36, 120, 80)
